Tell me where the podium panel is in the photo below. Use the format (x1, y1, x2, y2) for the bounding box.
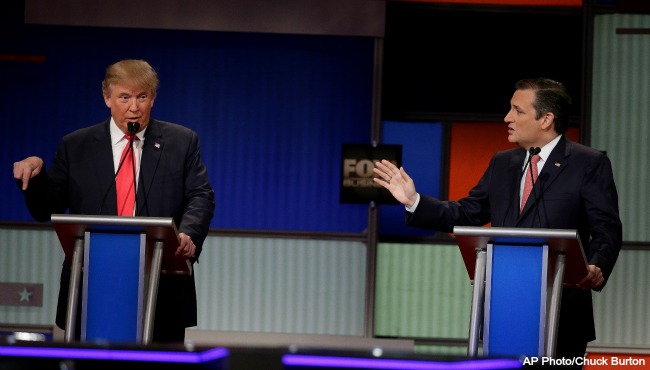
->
(83, 232, 146, 342)
(485, 244, 546, 357)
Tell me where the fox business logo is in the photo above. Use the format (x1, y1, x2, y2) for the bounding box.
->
(342, 159, 397, 188)
(340, 144, 401, 204)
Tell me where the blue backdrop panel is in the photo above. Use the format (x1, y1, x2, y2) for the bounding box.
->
(488, 244, 544, 357)
(379, 121, 442, 236)
(1, 26, 373, 233)
(85, 232, 142, 342)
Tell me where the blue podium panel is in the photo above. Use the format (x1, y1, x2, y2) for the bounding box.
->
(486, 244, 546, 357)
(83, 232, 145, 343)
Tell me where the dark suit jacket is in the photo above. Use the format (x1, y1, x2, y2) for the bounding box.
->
(407, 135, 622, 345)
(23, 119, 215, 331)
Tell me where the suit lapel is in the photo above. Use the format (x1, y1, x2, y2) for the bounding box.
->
(503, 149, 526, 227)
(137, 119, 164, 216)
(94, 120, 118, 215)
(537, 135, 569, 195)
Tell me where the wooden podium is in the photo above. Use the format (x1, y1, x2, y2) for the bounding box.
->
(453, 226, 588, 358)
(51, 214, 186, 344)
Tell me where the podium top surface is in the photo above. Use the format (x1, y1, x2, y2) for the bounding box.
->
(453, 226, 588, 285)
(51, 214, 186, 274)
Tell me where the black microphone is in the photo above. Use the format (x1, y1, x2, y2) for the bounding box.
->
(127, 122, 140, 214)
(127, 121, 140, 135)
(521, 147, 540, 178)
(98, 122, 140, 214)
(526, 147, 542, 227)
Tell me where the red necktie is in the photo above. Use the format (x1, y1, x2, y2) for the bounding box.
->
(520, 154, 541, 214)
(116, 134, 138, 216)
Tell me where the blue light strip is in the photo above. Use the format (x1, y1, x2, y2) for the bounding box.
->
(282, 354, 522, 370)
(0, 346, 228, 364)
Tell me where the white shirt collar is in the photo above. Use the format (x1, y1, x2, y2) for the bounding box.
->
(109, 117, 146, 145)
(537, 134, 562, 163)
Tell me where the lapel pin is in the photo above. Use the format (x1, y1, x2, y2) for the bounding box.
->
(154, 142, 161, 150)
(555, 162, 561, 167)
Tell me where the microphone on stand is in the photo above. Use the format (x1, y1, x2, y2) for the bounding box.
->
(527, 146, 543, 227)
(127, 122, 140, 213)
(127, 121, 140, 136)
(521, 147, 540, 178)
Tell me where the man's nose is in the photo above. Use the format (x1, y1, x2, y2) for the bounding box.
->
(129, 98, 139, 111)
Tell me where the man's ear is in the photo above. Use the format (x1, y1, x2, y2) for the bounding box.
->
(541, 112, 555, 130)
(103, 94, 111, 108)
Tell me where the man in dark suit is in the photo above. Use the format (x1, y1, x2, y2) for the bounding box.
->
(13, 59, 215, 343)
(373, 78, 622, 364)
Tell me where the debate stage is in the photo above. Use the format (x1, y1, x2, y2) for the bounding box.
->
(0, 330, 532, 370)
(5, 329, 648, 369)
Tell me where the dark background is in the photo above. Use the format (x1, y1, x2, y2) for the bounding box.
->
(382, 2, 583, 120)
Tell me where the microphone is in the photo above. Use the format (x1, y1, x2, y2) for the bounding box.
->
(126, 122, 139, 213)
(98, 122, 140, 214)
(521, 147, 540, 177)
(527, 147, 543, 227)
(518, 146, 541, 195)
(127, 121, 140, 135)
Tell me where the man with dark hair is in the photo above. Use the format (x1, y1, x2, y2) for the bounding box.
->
(13, 59, 215, 343)
(374, 78, 621, 366)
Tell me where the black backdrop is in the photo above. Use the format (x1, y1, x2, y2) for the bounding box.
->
(382, 3, 583, 120)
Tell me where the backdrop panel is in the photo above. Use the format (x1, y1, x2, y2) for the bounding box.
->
(1, 25, 374, 233)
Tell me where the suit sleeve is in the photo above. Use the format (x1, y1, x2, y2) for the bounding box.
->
(178, 131, 215, 260)
(19, 140, 71, 222)
(18, 170, 52, 222)
(406, 156, 493, 232)
(582, 153, 622, 289)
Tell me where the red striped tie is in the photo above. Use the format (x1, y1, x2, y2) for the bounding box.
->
(520, 154, 540, 214)
(116, 134, 139, 216)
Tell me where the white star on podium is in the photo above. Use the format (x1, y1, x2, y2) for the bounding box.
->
(18, 288, 32, 302)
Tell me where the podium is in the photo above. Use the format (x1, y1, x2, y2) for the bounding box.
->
(51, 214, 186, 344)
(453, 226, 588, 358)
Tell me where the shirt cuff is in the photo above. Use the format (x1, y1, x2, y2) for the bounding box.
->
(405, 193, 421, 213)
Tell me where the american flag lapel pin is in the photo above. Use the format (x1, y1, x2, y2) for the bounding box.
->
(555, 162, 561, 167)
(154, 142, 161, 150)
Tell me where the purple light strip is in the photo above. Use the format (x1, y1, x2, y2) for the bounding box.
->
(0, 345, 228, 364)
(282, 354, 522, 370)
